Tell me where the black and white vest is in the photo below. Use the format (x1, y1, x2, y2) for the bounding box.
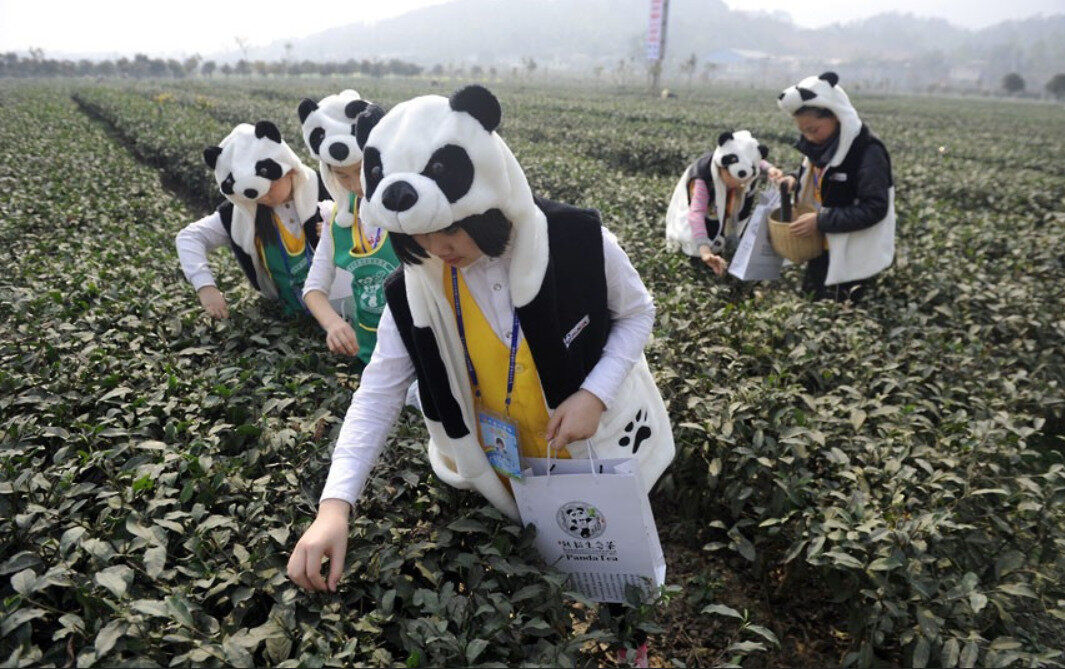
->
(385, 198, 674, 521)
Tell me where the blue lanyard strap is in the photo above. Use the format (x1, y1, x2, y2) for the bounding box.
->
(450, 266, 521, 415)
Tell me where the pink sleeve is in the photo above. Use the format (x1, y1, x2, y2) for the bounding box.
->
(687, 178, 711, 247)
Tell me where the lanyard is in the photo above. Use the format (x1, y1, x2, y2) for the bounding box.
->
(451, 266, 521, 416)
(272, 216, 312, 312)
(811, 165, 826, 205)
(349, 192, 382, 252)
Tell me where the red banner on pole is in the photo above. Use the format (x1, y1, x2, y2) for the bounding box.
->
(646, 0, 665, 61)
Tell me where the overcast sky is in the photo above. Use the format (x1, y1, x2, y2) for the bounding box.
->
(1, 0, 1062, 57)
(722, 0, 1065, 30)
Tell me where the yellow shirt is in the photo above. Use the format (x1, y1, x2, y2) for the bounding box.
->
(448, 266, 569, 461)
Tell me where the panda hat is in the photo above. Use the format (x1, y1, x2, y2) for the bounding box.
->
(203, 121, 319, 295)
(297, 90, 375, 227)
(356, 85, 548, 309)
(777, 71, 861, 169)
(708, 130, 768, 243)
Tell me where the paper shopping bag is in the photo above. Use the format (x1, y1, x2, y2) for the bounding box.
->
(512, 455, 666, 603)
(729, 187, 784, 282)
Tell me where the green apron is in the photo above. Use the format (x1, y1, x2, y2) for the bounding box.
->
(331, 194, 400, 365)
(259, 214, 312, 317)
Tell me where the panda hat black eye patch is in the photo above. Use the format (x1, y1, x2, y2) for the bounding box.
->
(362, 147, 383, 200)
(255, 158, 283, 180)
(308, 127, 325, 155)
(720, 153, 739, 166)
(220, 174, 235, 195)
(421, 144, 474, 204)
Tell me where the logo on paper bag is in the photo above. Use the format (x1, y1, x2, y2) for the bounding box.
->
(557, 502, 606, 539)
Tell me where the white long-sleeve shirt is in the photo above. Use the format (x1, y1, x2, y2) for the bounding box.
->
(175, 201, 333, 291)
(319, 227, 655, 507)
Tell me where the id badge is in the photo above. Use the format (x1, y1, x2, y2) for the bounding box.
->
(477, 409, 523, 480)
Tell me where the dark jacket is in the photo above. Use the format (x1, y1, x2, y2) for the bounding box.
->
(797, 125, 893, 235)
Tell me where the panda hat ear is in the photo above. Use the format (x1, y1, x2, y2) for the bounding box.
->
(254, 120, 282, 143)
(717, 131, 734, 147)
(345, 99, 369, 119)
(758, 144, 769, 159)
(819, 71, 839, 87)
(449, 85, 501, 132)
(297, 99, 318, 124)
(355, 103, 386, 150)
(203, 146, 222, 169)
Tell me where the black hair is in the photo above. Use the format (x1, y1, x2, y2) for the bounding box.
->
(793, 106, 837, 120)
(390, 208, 513, 265)
(254, 203, 277, 245)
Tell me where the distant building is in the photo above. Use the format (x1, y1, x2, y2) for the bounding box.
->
(699, 48, 796, 87)
(948, 63, 986, 90)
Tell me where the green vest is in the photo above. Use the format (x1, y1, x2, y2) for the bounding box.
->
(331, 195, 400, 365)
(259, 214, 312, 317)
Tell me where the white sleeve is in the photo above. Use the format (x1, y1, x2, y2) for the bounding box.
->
(318, 200, 335, 221)
(303, 221, 336, 298)
(579, 227, 655, 409)
(318, 306, 418, 506)
(175, 211, 231, 291)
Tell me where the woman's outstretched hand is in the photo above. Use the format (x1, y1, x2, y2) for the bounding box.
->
(287, 499, 351, 593)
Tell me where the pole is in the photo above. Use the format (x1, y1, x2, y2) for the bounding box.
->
(648, 0, 670, 94)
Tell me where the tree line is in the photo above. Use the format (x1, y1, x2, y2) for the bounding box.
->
(0, 52, 424, 79)
(1002, 72, 1065, 100)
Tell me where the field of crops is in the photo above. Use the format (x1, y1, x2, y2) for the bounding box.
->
(2, 76, 1065, 668)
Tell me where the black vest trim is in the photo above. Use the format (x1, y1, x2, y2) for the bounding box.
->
(522, 197, 608, 407)
(384, 269, 470, 439)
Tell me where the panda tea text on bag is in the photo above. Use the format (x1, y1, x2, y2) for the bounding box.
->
(513, 452, 667, 604)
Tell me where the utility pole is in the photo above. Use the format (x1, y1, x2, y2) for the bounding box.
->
(647, 0, 670, 94)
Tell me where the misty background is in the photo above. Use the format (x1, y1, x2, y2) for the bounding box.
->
(2, 0, 1064, 95)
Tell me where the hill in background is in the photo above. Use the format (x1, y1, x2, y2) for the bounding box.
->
(226, 0, 1065, 92)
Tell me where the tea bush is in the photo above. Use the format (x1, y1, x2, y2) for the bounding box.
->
(2, 77, 1065, 667)
(0, 86, 611, 668)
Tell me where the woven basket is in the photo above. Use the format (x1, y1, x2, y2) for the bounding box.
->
(768, 204, 824, 263)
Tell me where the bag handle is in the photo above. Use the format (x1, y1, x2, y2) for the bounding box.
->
(544, 439, 600, 483)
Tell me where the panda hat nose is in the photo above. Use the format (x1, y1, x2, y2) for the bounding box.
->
(243, 188, 259, 199)
(381, 181, 418, 212)
(329, 142, 349, 161)
(737, 169, 748, 178)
